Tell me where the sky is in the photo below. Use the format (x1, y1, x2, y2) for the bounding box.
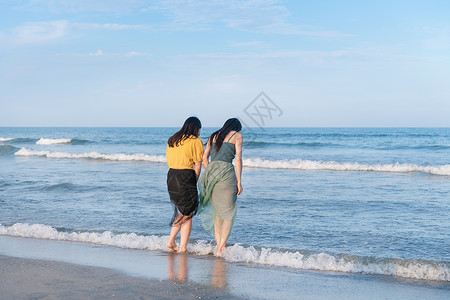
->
(0, 0, 449, 127)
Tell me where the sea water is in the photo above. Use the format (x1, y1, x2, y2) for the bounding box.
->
(0, 127, 449, 282)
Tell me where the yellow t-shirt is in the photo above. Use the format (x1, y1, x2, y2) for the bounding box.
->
(166, 136, 204, 169)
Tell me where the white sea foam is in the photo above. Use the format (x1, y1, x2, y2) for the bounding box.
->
(243, 158, 450, 176)
(36, 138, 72, 145)
(13, 148, 450, 176)
(0, 223, 448, 282)
(0, 138, 15, 142)
(15, 148, 167, 163)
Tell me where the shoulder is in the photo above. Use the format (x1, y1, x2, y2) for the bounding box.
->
(234, 132, 243, 141)
(190, 136, 204, 147)
(191, 136, 203, 143)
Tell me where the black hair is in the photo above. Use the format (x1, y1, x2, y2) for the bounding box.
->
(168, 116, 202, 147)
(209, 118, 242, 152)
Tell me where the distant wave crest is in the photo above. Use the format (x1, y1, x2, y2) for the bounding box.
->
(36, 138, 73, 145)
(0, 137, 35, 144)
(1, 223, 448, 282)
(2, 137, 89, 145)
(243, 158, 450, 176)
(244, 141, 340, 148)
(15, 147, 166, 162)
(13, 148, 450, 176)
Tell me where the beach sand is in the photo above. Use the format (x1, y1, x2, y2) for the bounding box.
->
(0, 255, 236, 300)
(0, 236, 448, 299)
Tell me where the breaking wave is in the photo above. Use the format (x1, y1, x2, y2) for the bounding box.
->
(35, 138, 90, 145)
(15, 147, 166, 163)
(0, 145, 19, 156)
(243, 158, 450, 176)
(1, 223, 448, 282)
(14, 148, 450, 176)
(36, 138, 73, 145)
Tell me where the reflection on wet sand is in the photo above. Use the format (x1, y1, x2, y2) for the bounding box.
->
(211, 257, 227, 289)
(167, 252, 187, 282)
(167, 254, 228, 290)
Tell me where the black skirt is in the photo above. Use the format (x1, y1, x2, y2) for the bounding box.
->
(167, 168, 199, 226)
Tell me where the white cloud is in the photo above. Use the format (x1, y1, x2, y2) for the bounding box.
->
(88, 49, 104, 56)
(85, 50, 150, 57)
(72, 23, 150, 30)
(14, 1, 349, 37)
(125, 51, 150, 57)
(10, 20, 68, 44)
(229, 41, 265, 47)
(142, 0, 350, 37)
(22, 0, 148, 13)
(0, 21, 154, 47)
(423, 26, 450, 50)
(178, 47, 431, 65)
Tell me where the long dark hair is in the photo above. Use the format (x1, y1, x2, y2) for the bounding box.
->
(209, 118, 242, 152)
(168, 117, 202, 147)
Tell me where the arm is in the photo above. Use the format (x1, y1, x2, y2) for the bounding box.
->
(202, 138, 211, 169)
(194, 162, 202, 180)
(235, 133, 243, 195)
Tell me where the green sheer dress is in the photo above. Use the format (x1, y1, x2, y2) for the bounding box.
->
(198, 133, 238, 235)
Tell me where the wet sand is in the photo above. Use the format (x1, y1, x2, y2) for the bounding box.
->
(0, 236, 448, 299)
(0, 254, 236, 299)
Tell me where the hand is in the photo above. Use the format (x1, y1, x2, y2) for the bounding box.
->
(236, 182, 243, 195)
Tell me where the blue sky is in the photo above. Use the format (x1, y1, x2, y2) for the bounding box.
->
(1, 0, 449, 127)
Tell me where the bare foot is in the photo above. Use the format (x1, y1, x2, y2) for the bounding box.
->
(215, 247, 225, 257)
(178, 247, 187, 253)
(167, 242, 178, 252)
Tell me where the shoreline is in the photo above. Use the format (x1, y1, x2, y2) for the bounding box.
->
(0, 254, 237, 300)
(0, 236, 449, 299)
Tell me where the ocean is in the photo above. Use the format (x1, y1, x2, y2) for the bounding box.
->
(0, 127, 449, 282)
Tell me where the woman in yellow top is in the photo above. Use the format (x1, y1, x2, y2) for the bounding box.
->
(166, 116, 204, 252)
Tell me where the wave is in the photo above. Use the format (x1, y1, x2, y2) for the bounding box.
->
(271, 132, 440, 138)
(244, 141, 341, 148)
(380, 144, 450, 151)
(35, 138, 92, 145)
(0, 223, 448, 282)
(0, 145, 20, 156)
(243, 158, 450, 176)
(245, 140, 450, 151)
(14, 148, 450, 176)
(15, 148, 166, 163)
(41, 182, 101, 192)
(36, 138, 72, 145)
(0, 137, 35, 144)
(2, 137, 90, 145)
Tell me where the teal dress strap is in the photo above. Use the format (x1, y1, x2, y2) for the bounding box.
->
(227, 131, 237, 142)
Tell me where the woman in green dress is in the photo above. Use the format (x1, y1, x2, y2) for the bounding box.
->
(199, 118, 243, 256)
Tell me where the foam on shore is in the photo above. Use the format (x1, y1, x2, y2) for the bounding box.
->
(1, 223, 448, 282)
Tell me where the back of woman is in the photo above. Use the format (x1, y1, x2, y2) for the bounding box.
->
(198, 118, 243, 256)
(165, 116, 203, 253)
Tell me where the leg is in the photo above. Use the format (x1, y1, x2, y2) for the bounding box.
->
(214, 215, 223, 248)
(216, 219, 232, 256)
(167, 213, 182, 251)
(178, 218, 192, 252)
